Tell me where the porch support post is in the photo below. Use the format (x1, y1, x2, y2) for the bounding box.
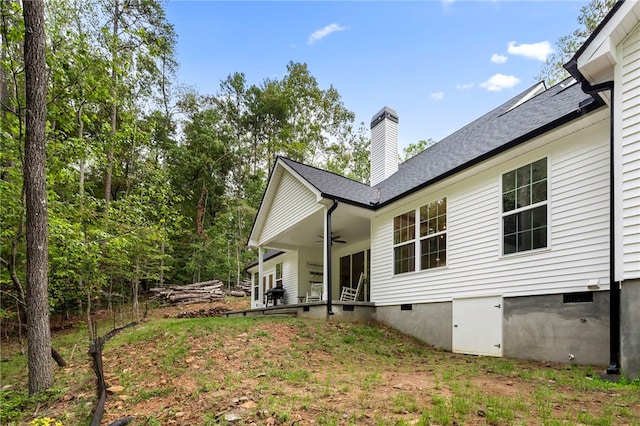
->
(325, 200, 338, 316)
(258, 248, 264, 308)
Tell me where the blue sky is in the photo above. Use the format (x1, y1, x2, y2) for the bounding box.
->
(165, 1, 588, 152)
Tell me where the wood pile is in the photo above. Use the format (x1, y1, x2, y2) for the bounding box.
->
(231, 279, 252, 297)
(169, 306, 232, 318)
(149, 280, 224, 305)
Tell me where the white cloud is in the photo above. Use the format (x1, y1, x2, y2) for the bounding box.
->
(456, 83, 474, 90)
(431, 92, 445, 101)
(480, 74, 520, 92)
(491, 53, 508, 64)
(507, 41, 554, 62)
(308, 23, 346, 45)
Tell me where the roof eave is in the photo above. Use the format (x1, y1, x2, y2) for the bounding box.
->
(375, 100, 605, 209)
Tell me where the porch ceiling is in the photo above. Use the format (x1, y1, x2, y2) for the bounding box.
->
(265, 204, 371, 250)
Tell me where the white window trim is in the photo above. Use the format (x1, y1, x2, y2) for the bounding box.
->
(393, 198, 448, 275)
(275, 262, 283, 287)
(499, 157, 551, 258)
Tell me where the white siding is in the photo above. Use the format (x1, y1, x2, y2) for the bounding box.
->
(248, 251, 298, 306)
(371, 118, 398, 186)
(621, 25, 640, 280)
(371, 120, 611, 305)
(260, 172, 322, 244)
(298, 247, 324, 301)
(282, 252, 298, 305)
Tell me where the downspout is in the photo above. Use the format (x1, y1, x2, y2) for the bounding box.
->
(326, 199, 338, 316)
(580, 79, 619, 375)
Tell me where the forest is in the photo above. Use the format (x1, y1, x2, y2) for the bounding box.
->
(1, 0, 372, 327)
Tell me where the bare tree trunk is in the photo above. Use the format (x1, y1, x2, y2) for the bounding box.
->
(23, 0, 54, 395)
(132, 256, 139, 321)
(105, 0, 119, 209)
(0, 1, 8, 119)
(196, 181, 206, 239)
(159, 239, 165, 286)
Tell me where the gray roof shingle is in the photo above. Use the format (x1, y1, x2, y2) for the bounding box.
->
(278, 78, 601, 209)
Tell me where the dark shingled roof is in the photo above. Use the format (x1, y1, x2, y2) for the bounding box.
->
(278, 78, 602, 210)
(244, 249, 284, 270)
(280, 158, 380, 208)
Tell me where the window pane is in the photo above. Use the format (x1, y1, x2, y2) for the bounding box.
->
(532, 181, 547, 204)
(533, 227, 547, 249)
(517, 230, 532, 252)
(518, 210, 531, 232)
(516, 186, 531, 209)
(532, 205, 547, 228)
(394, 211, 415, 244)
(394, 243, 415, 274)
(340, 255, 351, 286)
(503, 205, 547, 254)
(438, 198, 447, 216)
(504, 214, 516, 234)
(503, 170, 515, 192)
(420, 234, 446, 270)
(352, 251, 365, 286)
(503, 190, 516, 212)
(420, 198, 447, 236)
(516, 164, 531, 188)
(532, 158, 547, 182)
(437, 214, 446, 232)
(504, 233, 516, 254)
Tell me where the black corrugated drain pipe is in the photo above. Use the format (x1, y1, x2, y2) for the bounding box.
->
(580, 79, 619, 375)
(326, 199, 338, 316)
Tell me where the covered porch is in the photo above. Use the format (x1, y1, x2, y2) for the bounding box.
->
(246, 157, 377, 313)
(246, 198, 373, 312)
(246, 198, 370, 310)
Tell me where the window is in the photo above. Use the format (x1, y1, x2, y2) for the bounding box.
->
(253, 273, 259, 301)
(393, 211, 415, 274)
(275, 263, 283, 287)
(502, 158, 548, 255)
(420, 198, 447, 270)
(393, 198, 447, 274)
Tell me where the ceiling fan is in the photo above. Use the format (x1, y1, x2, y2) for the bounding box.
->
(315, 233, 347, 244)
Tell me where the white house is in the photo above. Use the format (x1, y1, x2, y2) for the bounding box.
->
(245, 1, 640, 379)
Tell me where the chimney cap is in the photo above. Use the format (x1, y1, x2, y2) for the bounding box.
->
(370, 106, 399, 129)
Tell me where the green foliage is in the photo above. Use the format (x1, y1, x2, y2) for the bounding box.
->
(0, 387, 64, 423)
(537, 0, 616, 85)
(1, 0, 367, 318)
(401, 138, 437, 162)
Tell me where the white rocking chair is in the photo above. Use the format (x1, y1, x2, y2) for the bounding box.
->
(306, 282, 323, 302)
(340, 272, 364, 302)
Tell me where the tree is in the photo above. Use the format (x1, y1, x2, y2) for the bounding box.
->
(23, 0, 54, 395)
(537, 0, 616, 85)
(100, 0, 176, 209)
(401, 138, 437, 162)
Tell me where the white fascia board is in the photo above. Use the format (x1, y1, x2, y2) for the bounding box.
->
(577, 1, 640, 86)
(248, 161, 286, 247)
(278, 161, 324, 203)
(371, 109, 609, 219)
(247, 159, 324, 247)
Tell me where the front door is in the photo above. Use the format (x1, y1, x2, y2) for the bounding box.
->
(452, 296, 502, 357)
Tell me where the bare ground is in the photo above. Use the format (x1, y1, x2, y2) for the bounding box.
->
(3, 298, 639, 425)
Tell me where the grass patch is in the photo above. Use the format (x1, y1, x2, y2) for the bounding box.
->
(2, 313, 640, 425)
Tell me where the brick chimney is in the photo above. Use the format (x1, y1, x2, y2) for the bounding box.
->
(370, 106, 398, 186)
